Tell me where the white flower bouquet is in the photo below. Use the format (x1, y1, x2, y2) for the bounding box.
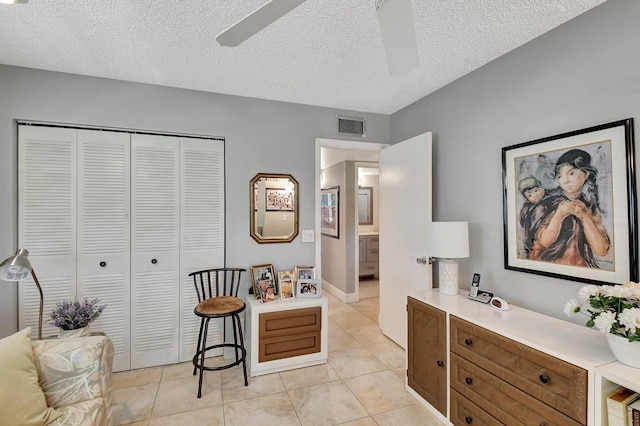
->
(564, 282, 640, 342)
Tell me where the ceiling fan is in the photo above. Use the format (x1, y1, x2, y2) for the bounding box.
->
(215, 0, 419, 76)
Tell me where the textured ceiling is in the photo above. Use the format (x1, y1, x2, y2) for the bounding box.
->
(0, 0, 605, 114)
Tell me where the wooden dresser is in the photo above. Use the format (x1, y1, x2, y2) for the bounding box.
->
(406, 290, 616, 425)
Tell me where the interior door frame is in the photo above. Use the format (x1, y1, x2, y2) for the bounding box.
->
(314, 138, 389, 291)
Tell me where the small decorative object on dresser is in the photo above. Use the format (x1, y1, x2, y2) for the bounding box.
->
(48, 298, 106, 338)
(565, 282, 640, 368)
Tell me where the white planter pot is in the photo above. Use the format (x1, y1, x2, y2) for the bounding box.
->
(58, 325, 91, 339)
(607, 333, 640, 368)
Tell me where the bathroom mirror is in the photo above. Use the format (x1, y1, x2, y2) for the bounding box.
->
(250, 173, 299, 243)
(358, 187, 373, 225)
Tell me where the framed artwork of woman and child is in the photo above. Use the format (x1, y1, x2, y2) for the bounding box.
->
(502, 119, 638, 285)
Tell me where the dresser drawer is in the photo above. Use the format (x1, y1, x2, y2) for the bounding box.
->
(259, 307, 321, 338)
(450, 389, 503, 426)
(259, 331, 321, 362)
(451, 353, 582, 426)
(450, 316, 587, 424)
(359, 262, 378, 276)
(366, 236, 379, 249)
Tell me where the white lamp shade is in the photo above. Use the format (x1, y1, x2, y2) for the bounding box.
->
(426, 221, 469, 259)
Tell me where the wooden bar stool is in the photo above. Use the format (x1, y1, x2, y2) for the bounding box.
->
(190, 267, 248, 398)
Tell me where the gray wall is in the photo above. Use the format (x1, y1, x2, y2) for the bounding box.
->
(0, 65, 390, 337)
(390, 0, 640, 322)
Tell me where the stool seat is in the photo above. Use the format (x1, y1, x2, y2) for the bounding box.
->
(196, 296, 245, 317)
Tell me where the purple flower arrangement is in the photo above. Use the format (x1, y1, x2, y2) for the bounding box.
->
(47, 298, 106, 330)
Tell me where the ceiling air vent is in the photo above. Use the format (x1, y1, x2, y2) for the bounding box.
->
(337, 115, 365, 137)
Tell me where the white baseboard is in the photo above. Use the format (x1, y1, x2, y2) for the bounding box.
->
(322, 279, 359, 303)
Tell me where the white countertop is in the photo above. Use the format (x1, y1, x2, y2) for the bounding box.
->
(408, 289, 616, 369)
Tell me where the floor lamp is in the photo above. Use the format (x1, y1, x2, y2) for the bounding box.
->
(427, 222, 469, 295)
(0, 249, 43, 340)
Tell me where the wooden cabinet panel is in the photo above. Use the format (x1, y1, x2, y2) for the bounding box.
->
(451, 353, 582, 426)
(407, 296, 447, 415)
(450, 389, 503, 426)
(259, 307, 321, 337)
(258, 307, 322, 362)
(450, 315, 587, 424)
(259, 331, 321, 362)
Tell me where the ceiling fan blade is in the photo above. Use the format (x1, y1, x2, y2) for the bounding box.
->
(376, 0, 419, 76)
(216, 0, 307, 47)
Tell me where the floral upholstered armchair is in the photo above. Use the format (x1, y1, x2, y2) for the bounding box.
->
(32, 335, 114, 425)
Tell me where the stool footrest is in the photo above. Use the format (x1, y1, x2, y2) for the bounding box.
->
(192, 343, 247, 372)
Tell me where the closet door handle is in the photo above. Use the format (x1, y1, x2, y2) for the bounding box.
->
(151, 258, 158, 264)
(99, 261, 106, 267)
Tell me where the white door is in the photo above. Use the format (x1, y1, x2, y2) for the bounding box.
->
(179, 137, 225, 362)
(77, 129, 131, 371)
(379, 132, 432, 349)
(18, 126, 77, 338)
(130, 134, 181, 369)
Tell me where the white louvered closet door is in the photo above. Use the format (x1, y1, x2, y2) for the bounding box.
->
(77, 129, 131, 371)
(179, 137, 225, 362)
(131, 134, 180, 369)
(18, 126, 77, 338)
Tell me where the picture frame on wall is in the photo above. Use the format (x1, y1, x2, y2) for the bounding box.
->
(250, 264, 276, 299)
(297, 279, 321, 298)
(502, 118, 638, 285)
(321, 186, 340, 238)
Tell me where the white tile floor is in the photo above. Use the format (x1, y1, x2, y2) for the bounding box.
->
(110, 283, 445, 425)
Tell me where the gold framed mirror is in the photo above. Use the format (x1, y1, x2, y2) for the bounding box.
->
(250, 173, 299, 243)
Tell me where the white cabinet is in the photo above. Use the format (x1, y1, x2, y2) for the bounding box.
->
(595, 361, 640, 425)
(359, 233, 379, 277)
(245, 296, 328, 377)
(18, 125, 224, 371)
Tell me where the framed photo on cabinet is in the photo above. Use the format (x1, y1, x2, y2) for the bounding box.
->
(502, 118, 638, 285)
(250, 264, 276, 299)
(297, 279, 321, 298)
(277, 270, 295, 300)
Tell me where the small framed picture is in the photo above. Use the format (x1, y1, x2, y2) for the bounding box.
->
(250, 264, 276, 299)
(278, 270, 295, 300)
(294, 266, 315, 282)
(297, 279, 321, 298)
(258, 279, 277, 303)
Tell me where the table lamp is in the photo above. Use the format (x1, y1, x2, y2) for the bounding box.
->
(427, 222, 469, 295)
(0, 249, 43, 339)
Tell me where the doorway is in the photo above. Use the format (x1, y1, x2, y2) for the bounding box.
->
(314, 138, 388, 307)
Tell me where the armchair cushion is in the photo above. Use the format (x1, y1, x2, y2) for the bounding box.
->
(0, 327, 61, 426)
(32, 335, 114, 426)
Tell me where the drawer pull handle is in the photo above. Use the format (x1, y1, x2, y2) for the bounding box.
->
(99, 261, 106, 267)
(465, 338, 472, 346)
(437, 360, 443, 367)
(151, 258, 158, 264)
(539, 374, 550, 384)
(465, 377, 473, 385)
(465, 416, 473, 424)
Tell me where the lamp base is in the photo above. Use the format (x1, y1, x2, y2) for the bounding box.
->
(438, 259, 459, 295)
